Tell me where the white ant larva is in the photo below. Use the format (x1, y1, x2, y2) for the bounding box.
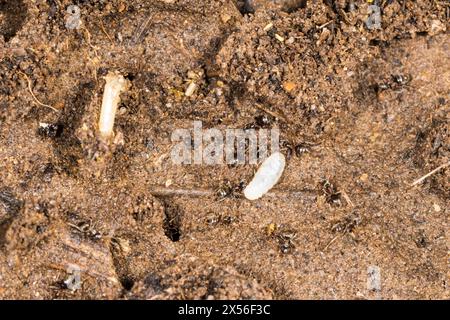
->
(98, 72, 130, 142)
(243, 152, 286, 200)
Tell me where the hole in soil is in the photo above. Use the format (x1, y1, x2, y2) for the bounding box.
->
(124, 73, 136, 82)
(369, 39, 390, 47)
(235, 0, 254, 15)
(283, 0, 307, 13)
(236, 0, 307, 14)
(0, 0, 28, 42)
(120, 277, 135, 291)
(162, 200, 182, 242)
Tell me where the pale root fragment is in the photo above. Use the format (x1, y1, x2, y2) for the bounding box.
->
(185, 82, 197, 97)
(244, 152, 286, 200)
(98, 72, 130, 141)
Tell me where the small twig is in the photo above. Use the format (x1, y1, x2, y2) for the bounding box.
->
(342, 190, 355, 207)
(255, 104, 290, 124)
(129, 16, 151, 46)
(149, 187, 214, 198)
(149, 186, 316, 200)
(82, 26, 100, 57)
(18, 71, 59, 112)
(323, 233, 343, 251)
(410, 161, 450, 187)
(100, 20, 114, 43)
(318, 20, 333, 29)
(67, 222, 85, 233)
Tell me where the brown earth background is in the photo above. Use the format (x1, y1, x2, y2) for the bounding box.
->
(0, 0, 449, 299)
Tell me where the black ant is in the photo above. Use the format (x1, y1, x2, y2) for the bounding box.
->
(67, 220, 102, 241)
(319, 179, 342, 206)
(277, 230, 297, 254)
(266, 223, 298, 254)
(280, 140, 315, 160)
(331, 214, 362, 235)
(215, 180, 246, 200)
(206, 213, 238, 226)
(244, 114, 276, 130)
(375, 74, 412, 93)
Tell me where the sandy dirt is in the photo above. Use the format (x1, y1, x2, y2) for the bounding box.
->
(0, 0, 448, 299)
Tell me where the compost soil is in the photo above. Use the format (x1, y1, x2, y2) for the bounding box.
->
(0, 0, 448, 299)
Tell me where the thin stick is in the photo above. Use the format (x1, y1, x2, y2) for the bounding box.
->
(323, 233, 342, 251)
(130, 16, 150, 46)
(82, 26, 99, 57)
(149, 187, 214, 198)
(18, 72, 59, 112)
(342, 190, 355, 207)
(255, 104, 290, 124)
(410, 161, 450, 187)
(100, 20, 114, 43)
(149, 186, 316, 200)
(318, 20, 333, 29)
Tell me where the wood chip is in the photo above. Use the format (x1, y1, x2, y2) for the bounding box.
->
(264, 23, 274, 32)
(275, 34, 285, 43)
(185, 82, 197, 97)
(283, 81, 297, 92)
